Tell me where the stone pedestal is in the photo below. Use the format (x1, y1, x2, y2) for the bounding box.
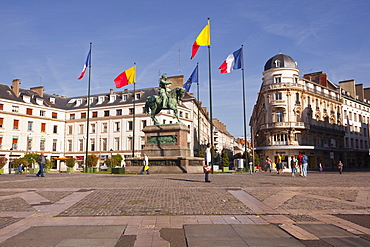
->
(142, 124, 190, 157)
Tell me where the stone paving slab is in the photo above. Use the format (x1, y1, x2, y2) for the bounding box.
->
(184, 224, 305, 247)
(298, 224, 370, 246)
(0, 225, 126, 247)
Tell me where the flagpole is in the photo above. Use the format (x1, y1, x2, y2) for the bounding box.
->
(84, 42, 92, 173)
(206, 18, 214, 172)
(196, 63, 200, 156)
(240, 45, 248, 170)
(132, 63, 136, 158)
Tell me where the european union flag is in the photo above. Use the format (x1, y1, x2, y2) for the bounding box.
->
(183, 65, 198, 93)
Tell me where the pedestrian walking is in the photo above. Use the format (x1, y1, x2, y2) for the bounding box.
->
(248, 153, 253, 174)
(204, 143, 212, 182)
(140, 154, 150, 174)
(36, 152, 46, 177)
(301, 152, 308, 177)
(265, 156, 272, 172)
(338, 160, 343, 174)
(319, 163, 323, 172)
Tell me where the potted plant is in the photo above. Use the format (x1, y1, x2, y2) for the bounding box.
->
(86, 154, 99, 173)
(66, 157, 76, 173)
(23, 153, 39, 173)
(0, 156, 8, 174)
(221, 150, 229, 172)
(111, 154, 125, 174)
(44, 159, 53, 173)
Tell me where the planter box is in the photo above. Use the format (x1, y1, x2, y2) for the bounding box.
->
(28, 168, 38, 174)
(222, 167, 229, 172)
(45, 168, 51, 173)
(88, 167, 97, 173)
(0, 169, 4, 174)
(111, 167, 125, 174)
(67, 167, 74, 173)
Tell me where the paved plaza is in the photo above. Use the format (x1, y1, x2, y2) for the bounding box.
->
(0, 170, 369, 246)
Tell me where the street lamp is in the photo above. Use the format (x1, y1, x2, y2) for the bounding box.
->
(8, 147, 13, 174)
(110, 148, 113, 169)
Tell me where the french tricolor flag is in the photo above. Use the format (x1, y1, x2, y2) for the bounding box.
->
(218, 48, 243, 74)
(78, 49, 91, 80)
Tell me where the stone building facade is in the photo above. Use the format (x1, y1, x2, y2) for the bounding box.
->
(250, 53, 370, 170)
(0, 76, 234, 173)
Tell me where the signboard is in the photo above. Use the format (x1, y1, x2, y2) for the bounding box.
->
(330, 152, 334, 159)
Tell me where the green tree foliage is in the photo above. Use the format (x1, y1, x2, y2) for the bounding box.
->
(221, 150, 229, 168)
(106, 154, 123, 168)
(23, 153, 39, 167)
(87, 154, 99, 167)
(66, 158, 76, 168)
(11, 157, 28, 166)
(45, 159, 54, 169)
(112, 154, 123, 165)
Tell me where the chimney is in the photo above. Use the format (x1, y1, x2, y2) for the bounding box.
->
(11, 79, 20, 97)
(110, 89, 114, 95)
(30, 86, 44, 97)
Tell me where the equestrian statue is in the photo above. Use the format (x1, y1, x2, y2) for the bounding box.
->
(144, 73, 185, 125)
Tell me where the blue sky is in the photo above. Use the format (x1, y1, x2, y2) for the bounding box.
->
(1, 0, 370, 137)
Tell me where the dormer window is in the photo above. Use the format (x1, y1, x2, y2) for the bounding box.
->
(36, 98, 43, 105)
(123, 95, 128, 101)
(98, 96, 105, 104)
(274, 59, 281, 67)
(135, 93, 140, 100)
(109, 94, 116, 103)
(23, 95, 31, 103)
(49, 97, 55, 104)
(76, 99, 82, 106)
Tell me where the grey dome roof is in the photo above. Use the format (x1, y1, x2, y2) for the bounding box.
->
(264, 53, 297, 71)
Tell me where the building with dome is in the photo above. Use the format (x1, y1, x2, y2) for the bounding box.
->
(250, 53, 370, 170)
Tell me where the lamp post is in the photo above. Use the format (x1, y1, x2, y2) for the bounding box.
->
(8, 147, 13, 174)
(110, 148, 113, 169)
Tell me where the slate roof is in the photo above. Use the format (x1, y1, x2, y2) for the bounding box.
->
(264, 53, 297, 71)
(0, 84, 191, 110)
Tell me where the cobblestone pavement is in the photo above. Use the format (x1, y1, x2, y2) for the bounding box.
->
(0, 171, 369, 246)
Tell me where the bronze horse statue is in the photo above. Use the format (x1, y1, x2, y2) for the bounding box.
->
(144, 87, 185, 125)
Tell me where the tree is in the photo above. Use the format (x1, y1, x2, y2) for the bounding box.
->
(66, 158, 76, 168)
(23, 153, 39, 168)
(112, 154, 123, 166)
(221, 150, 229, 168)
(0, 156, 8, 169)
(86, 154, 99, 167)
(11, 157, 28, 167)
(45, 159, 54, 169)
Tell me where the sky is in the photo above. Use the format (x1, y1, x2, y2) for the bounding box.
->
(1, 0, 370, 138)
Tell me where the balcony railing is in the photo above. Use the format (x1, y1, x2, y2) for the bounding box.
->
(260, 122, 306, 129)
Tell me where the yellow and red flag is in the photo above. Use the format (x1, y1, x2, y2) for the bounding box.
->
(191, 20, 210, 59)
(114, 65, 136, 88)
